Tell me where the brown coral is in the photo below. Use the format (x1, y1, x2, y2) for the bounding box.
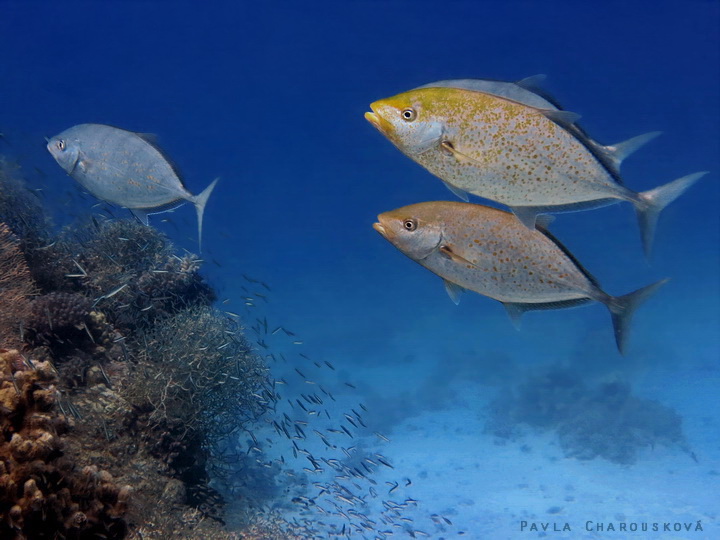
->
(0, 349, 129, 538)
(0, 223, 36, 348)
(24, 292, 93, 353)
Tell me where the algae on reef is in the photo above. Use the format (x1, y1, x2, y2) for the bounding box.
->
(0, 159, 297, 538)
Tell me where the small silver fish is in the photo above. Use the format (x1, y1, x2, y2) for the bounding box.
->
(374, 201, 667, 354)
(47, 124, 218, 250)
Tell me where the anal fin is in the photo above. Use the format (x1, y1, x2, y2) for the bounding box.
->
(511, 206, 541, 229)
(442, 180, 470, 202)
(503, 302, 527, 330)
(130, 208, 151, 226)
(444, 280, 466, 305)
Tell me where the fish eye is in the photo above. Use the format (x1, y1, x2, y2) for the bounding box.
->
(402, 218, 417, 231)
(56, 139, 65, 151)
(401, 108, 417, 122)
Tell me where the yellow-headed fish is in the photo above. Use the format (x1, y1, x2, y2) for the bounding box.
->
(365, 78, 706, 256)
(373, 201, 667, 354)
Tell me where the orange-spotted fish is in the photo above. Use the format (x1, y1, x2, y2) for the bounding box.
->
(47, 124, 218, 250)
(365, 79, 706, 256)
(373, 201, 667, 354)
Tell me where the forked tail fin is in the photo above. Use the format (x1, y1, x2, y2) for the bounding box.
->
(607, 278, 669, 355)
(189, 178, 219, 252)
(636, 172, 706, 258)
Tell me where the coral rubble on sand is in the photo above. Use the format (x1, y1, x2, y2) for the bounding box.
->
(485, 366, 686, 464)
(0, 161, 298, 538)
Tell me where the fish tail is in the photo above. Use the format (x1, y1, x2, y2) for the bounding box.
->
(606, 278, 669, 355)
(635, 171, 707, 257)
(189, 177, 219, 252)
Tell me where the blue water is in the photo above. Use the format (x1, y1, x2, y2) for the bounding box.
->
(1, 1, 718, 538)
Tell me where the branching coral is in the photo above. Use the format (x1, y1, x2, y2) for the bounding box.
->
(3, 161, 279, 537)
(0, 158, 52, 252)
(127, 306, 268, 442)
(0, 224, 36, 348)
(35, 218, 216, 330)
(24, 292, 92, 349)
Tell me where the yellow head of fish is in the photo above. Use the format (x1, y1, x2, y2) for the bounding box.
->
(365, 89, 446, 155)
(373, 204, 444, 260)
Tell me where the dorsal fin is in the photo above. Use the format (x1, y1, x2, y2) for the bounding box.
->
(136, 132, 159, 144)
(132, 131, 187, 187)
(540, 228, 601, 289)
(600, 131, 662, 171)
(515, 74, 547, 93)
(415, 78, 557, 110)
(541, 109, 582, 128)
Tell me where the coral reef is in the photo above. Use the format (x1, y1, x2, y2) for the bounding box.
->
(24, 292, 92, 348)
(485, 366, 686, 464)
(0, 224, 36, 349)
(0, 349, 128, 538)
(0, 158, 52, 253)
(1, 164, 295, 538)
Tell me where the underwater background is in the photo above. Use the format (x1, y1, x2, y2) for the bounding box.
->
(0, 1, 718, 539)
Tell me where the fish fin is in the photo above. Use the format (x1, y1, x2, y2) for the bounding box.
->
(440, 140, 477, 165)
(635, 171, 707, 257)
(503, 303, 527, 330)
(444, 280, 465, 305)
(188, 177, 219, 252)
(535, 214, 555, 229)
(515, 74, 547, 93)
(606, 278, 669, 355)
(540, 109, 581, 128)
(442, 180, 470, 202)
(439, 245, 476, 267)
(136, 132, 159, 144)
(511, 206, 540, 229)
(130, 208, 150, 226)
(504, 298, 594, 330)
(602, 131, 662, 170)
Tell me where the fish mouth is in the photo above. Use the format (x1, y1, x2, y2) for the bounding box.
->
(372, 222, 387, 237)
(365, 102, 391, 134)
(365, 111, 381, 129)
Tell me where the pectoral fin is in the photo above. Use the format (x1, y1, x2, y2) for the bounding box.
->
(440, 141, 479, 165)
(439, 245, 476, 267)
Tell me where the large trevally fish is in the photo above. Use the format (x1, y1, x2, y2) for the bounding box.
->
(47, 123, 218, 250)
(365, 77, 706, 256)
(373, 200, 667, 354)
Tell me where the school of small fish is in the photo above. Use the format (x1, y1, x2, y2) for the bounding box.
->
(367, 75, 706, 353)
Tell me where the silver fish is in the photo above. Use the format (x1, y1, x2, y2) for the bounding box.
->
(366, 79, 706, 256)
(374, 201, 667, 354)
(47, 123, 218, 250)
(415, 75, 663, 174)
